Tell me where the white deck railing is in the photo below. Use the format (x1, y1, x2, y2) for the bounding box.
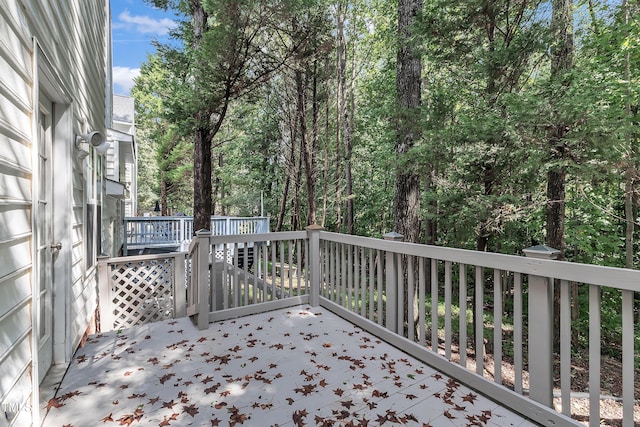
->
(122, 216, 270, 255)
(186, 227, 638, 427)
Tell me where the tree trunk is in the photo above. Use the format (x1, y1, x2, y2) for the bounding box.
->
(394, 0, 423, 243)
(293, 139, 303, 230)
(297, 69, 317, 226)
(396, 0, 423, 336)
(623, 0, 636, 269)
(190, 1, 213, 234)
(193, 125, 212, 233)
(322, 70, 330, 228)
(424, 172, 437, 245)
(160, 170, 168, 216)
(338, 0, 354, 234)
(276, 173, 291, 232)
(335, 1, 346, 233)
(548, 0, 573, 351)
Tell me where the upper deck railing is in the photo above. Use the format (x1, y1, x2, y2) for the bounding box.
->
(122, 215, 270, 255)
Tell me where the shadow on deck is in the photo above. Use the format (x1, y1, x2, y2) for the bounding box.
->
(41, 306, 536, 427)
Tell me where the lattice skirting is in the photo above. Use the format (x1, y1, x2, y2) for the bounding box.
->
(107, 257, 176, 329)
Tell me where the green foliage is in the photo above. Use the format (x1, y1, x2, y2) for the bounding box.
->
(132, 53, 193, 215)
(134, 0, 640, 359)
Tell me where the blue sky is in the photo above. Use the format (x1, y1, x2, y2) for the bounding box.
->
(111, 0, 178, 95)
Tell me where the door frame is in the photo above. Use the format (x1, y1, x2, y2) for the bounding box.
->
(32, 41, 73, 390)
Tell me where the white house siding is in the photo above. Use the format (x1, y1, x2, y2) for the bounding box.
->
(0, 1, 108, 425)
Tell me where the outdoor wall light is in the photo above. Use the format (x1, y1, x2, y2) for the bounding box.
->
(75, 131, 110, 156)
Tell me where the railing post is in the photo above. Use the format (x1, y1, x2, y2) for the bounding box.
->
(195, 229, 210, 330)
(523, 244, 560, 408)
(97, 257, 114, 331)
(383, 232, 403, 334)
(174, 252, 186, 318)
(306, 224, 324, 307)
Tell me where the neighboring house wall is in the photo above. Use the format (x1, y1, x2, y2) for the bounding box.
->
(105, 95, 137, 256)
(0, 1, 108, 425)
(111, 94, 137, 217)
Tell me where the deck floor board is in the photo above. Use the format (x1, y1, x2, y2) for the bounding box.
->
(42, 306, 537, 426)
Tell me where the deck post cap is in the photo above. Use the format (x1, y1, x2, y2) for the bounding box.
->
(196, 229, 211, 236)
(522, 244, 560, 259)
(382, 231, 404, 241)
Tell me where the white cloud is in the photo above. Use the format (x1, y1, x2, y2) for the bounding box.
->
(118, 9, 176, 35)
(113, 66, 140, 95)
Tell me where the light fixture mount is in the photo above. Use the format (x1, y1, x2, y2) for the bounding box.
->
(75, 131, 110, 156)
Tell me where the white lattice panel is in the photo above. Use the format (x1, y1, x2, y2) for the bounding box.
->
(214, 246, 233, 263)
(108, 258, 176, 329)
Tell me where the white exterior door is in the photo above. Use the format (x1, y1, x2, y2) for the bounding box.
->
(36, 95, 54, 381)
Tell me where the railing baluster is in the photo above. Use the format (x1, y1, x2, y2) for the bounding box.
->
(493, 269, 502, 385)
(418, 258, 426, 346)
(431, 259, 438, 354)
(475, 266, 484, 376)
(288, 240, 294, 294)
(622, 289, 634, 427)
(560, 279, 571, 416)
(328, 242, 334, 300)
(328, 241, 333, 301)
(297, 239, 302, 296)
(589, 284, 601, 427)
(354, 246, 359, 313)
(360, 247, 366, 318)
(444, 260, 452, 360)
(233, 243, 240, 308)
(368, 248, 375, 321)
(513, 272, 523, 394)
(242, 242, 252, 306)
(376, 249, 383, 326)
(222, 243, 229, 310)
(348, 245, 354, 311)
(261, 242, 268, 303)
(305, 238, 310, 291)
(342, 244, 348, 309)
(395, 253, 403, 336)
(459, 263, 467, 368)
(408, 256, 415, 342)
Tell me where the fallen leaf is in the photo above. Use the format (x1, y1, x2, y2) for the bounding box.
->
(162, 400, 176, 409)
(46, 398, 64, 411)
(182, 404, 199, 417)
(462, 392, 477, 404)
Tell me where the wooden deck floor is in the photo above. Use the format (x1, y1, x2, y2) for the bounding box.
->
(41, 306, 538, 427)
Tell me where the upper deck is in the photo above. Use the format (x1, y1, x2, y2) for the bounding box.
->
(123, 215, 270, 255)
